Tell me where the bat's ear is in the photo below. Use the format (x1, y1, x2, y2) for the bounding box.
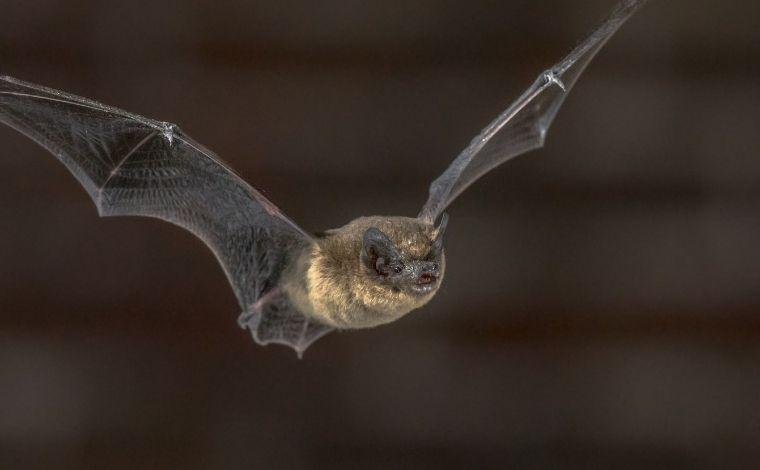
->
(361, 227, 400, 274)
(430, 212, 448, 256)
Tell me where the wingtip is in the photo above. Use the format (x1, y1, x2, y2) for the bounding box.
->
(613, 0, 650, 19)
(0, 75, 23, 85)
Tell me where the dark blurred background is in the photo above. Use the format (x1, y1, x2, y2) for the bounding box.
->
(1, 1, 760, 468)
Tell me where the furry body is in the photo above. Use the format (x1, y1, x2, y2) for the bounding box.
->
(282, 216, 445, 329)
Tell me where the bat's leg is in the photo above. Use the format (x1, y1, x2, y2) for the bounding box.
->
(237, 288, 282, 328)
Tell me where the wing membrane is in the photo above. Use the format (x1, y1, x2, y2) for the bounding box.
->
(0, 76, 332, 353)
(419, 0, 648, 222)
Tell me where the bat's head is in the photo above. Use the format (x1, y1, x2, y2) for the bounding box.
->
(360, 214, 448, 297)
(301, 214, 448, 329)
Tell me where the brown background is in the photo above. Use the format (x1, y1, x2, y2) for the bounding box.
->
(2, 1, 760, 468)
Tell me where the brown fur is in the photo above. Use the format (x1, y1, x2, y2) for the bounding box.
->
(282, 216, 445, 329)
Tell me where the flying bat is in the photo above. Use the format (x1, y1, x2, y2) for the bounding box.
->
(0, 0, 648, 356)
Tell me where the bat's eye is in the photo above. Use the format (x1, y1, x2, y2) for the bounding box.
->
(393, 265, 403, 274)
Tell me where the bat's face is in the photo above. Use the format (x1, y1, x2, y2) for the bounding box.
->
(360, 215, 447, 297)
(298, 215, 448, 329)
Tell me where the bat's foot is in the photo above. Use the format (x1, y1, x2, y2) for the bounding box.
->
(237, 288, 282, 328)
(237, 288, 334, 357)
(237, 311, 255, 328)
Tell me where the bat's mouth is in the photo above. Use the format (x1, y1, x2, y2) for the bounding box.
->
(411, 273, 438, 294)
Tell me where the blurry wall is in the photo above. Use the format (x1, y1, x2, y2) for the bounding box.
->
(1, 1, 760, 468)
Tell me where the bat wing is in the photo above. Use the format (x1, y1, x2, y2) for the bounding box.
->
(0, 76, 333, 355)
(418, 0, 647, 223)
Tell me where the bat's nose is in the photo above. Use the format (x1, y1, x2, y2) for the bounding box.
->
(425, 261, 440, 274)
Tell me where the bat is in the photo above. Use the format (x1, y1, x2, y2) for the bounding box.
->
(0, 0, 648, 356)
